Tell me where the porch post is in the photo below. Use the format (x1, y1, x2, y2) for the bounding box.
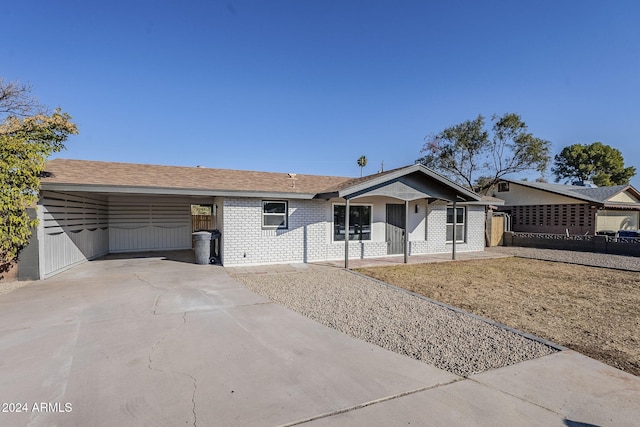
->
(344, 198, 350, 269)
(452, 200, 457, 260)
(404, 200, 409, 264)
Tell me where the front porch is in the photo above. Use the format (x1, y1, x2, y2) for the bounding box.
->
(226, 250, 510, 275)
(319, 250, 511, 269)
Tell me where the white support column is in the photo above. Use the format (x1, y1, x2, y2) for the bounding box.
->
(344, 198, 350, 269)
(452, 200, 457, 260)
(404, 200, 409, 264)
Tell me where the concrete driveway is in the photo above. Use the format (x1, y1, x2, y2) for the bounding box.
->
(1, 253, 639, 426)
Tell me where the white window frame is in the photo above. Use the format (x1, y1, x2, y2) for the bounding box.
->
(332, 203, 373, 242)
(262, 200, 288, 229)
(446, 206, 466, 243)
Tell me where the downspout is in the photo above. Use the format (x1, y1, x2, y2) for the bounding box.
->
(344, 197, 350, 269)
(452, 200, 457, 260)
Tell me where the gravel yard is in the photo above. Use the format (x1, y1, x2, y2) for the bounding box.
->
(357, 256, 640, 376)
(235, 268, 557, 377)
(488, 246, 640, 271)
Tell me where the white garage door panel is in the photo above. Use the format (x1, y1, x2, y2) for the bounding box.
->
(44, 228, 109, 276)
(41, 191, 109, 277)
(108, 198, 191, 252)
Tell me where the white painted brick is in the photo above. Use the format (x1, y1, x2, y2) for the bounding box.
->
(222, 198, 486, 266)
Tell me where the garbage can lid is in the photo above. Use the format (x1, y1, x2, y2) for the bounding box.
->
(192, 231, 212, 240)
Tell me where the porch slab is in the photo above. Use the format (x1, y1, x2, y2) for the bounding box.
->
(314, 250, 511, 269)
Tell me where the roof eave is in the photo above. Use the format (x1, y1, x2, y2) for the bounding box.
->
(602, 202, 640, 210)
(461, 200, 505, 206)
(40, 183, 318, 199)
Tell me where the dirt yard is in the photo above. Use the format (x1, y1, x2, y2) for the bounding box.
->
(356, 257, 640, 376)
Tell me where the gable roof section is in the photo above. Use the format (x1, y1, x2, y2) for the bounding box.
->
(41, 159, 484, 202)
(317, 164, 482, 202)
(502, 178, 640, 207)
(41, 159, 352, 198)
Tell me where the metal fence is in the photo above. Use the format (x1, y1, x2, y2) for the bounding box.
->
(504, 232, 640, 257)
(512, 232, 594, 241)
(511, 232, 640, 244)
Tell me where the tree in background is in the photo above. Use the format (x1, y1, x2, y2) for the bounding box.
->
(552, 142, 636, 186)
(0, 79, 78, 277)
(357, 155, 367, 177)
(417, 113, 550, 193)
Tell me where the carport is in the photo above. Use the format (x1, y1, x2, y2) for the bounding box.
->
(19, 188, 217, 280)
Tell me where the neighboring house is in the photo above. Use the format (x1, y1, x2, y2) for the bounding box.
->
(18, 159, 492, 280)
(492, 179, 640, 235)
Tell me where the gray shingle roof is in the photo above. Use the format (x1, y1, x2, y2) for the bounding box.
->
(568, 185, 629, 202)
(503, 179, 639, 204)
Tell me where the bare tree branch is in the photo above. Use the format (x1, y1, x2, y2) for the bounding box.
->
(0, 79, 45, 118)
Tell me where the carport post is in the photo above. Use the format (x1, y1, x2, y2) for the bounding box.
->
(404, 200, 409, 264)
(344, 198, 350, 269)
(452, 200, 457, 260)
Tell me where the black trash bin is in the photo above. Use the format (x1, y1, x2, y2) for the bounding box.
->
(210, 229, 221, 262)
(192, 231, 212, 264)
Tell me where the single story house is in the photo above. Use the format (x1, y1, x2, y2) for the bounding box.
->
(492, 178, 640, 235)
(18, 159, 493, 280)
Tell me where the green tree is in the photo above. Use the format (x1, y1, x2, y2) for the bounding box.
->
(1, 79, 78, 277)
(552, 142, 636, 186)
(417, 113, 551, 193)
(357, 155, 367, 177)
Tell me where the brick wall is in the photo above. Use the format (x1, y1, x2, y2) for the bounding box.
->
(465, 205, 487, 251)
(506, 203, 596, 235)
(222, 198, 328, 265)
(426, 203, 485, 254)
(221, 197, 487, 266)
(326, 240, 388, 261)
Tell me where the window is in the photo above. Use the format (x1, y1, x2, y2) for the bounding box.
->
(497, 182, 510, 192)
(334, 205, 371, 241)
(262, 201, 288, 229)
(446, 207, 465, 242)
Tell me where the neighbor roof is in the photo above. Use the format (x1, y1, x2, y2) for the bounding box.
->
(503, 179, 640, 205)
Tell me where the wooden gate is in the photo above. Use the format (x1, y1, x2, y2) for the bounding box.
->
(386, 204, 406, 254)
(192, 214, 213, 232)
(490, 215, 505, 246)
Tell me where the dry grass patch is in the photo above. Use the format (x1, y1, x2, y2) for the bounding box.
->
(356, 257, 640, 376)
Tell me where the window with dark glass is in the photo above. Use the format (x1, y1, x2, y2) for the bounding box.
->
(333, 205, 371, 241)
(446, 207, 465, 242)
(262, 201, 288, 229)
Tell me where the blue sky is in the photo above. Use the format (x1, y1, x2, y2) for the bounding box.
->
(3, 0, 639, 187)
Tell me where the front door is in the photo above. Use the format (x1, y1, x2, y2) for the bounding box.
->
(386, 204, 406, 255)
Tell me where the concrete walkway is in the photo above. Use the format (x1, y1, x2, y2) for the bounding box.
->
(1, 252, 639, 426)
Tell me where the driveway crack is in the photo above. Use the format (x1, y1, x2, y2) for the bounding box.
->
(133, 273, 168, 315)
(147, 311, 197, 426)
(133, 273, 164, 290)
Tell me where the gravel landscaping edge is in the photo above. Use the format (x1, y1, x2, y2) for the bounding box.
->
(346, 269, 566, 352)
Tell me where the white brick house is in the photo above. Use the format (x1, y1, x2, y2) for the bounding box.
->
(19, 160, 493, 279)
(219, 197, 486, 266)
